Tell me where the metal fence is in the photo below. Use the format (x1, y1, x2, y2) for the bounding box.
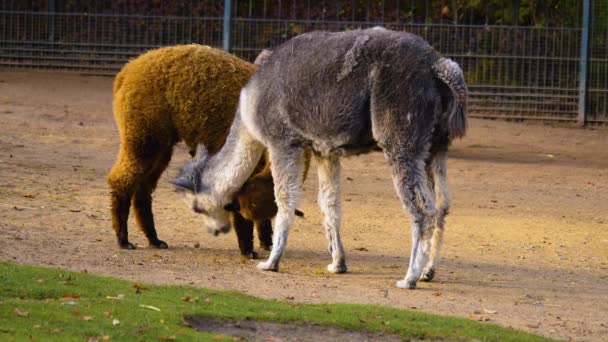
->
(1, 0, 606, 124)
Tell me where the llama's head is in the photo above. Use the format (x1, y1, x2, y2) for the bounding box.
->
(170, 147, 232, 236)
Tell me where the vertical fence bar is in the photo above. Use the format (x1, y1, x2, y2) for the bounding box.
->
(578, 0, 590, 126)
(223, 0, 233, 52)
(48, 0, 55, 42)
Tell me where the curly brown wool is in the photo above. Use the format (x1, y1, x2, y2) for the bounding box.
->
(107, 44, 281, 257)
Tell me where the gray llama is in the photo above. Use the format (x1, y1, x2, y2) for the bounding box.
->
(171, 27, 467, 289)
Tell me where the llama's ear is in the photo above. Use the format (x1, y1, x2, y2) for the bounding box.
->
(197, 144, 209, 162)
(223, 202, 240, 212)
(169, 175, 194, 192)
(254, 48, 274, 66)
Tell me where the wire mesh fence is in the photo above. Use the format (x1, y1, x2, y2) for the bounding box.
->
(0, 0, 606, 124)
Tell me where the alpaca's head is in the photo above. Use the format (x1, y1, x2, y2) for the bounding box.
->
(170, 149, 232, 236)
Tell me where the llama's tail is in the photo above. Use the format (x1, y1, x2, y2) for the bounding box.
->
(432, 57, 468, 139)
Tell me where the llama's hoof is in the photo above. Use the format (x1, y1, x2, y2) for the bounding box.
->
(118, 241, 136, 250)
(257, 260, 279, 272)
(242, 251, 259, 260)
(260, 243, 272, 251)
(420, 268, 435, 282)
(327, 262, 347, 274)
(396, 279, 417, 289)
(149, 239, 168, 249)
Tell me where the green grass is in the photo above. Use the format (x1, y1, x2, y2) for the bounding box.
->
(0, 262, 553, 341)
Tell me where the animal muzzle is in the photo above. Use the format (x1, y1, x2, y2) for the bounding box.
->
(209, 224, 231, 236)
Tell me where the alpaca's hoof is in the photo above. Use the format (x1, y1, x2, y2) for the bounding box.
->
(150, 239, 168, 249)
(260, 243, 272, 251)
(396, 279, 417, 289)
(245, 251, 259, 260)
(420, 268, 435, 282)
(257, 260, 279, 272)
(327, 262, 347, 274)
(118, 241, 136, 250)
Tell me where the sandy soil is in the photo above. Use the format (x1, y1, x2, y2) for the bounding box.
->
(0, 69, 607, 341)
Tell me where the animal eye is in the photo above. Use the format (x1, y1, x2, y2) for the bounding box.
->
(192, 203, 208, 215)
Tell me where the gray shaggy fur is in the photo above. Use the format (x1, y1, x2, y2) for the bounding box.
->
(174, 28, 468, 289)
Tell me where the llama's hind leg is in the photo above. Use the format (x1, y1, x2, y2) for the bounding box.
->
(255, 219, 273, 251)
(232, 212, 257, 259)
(110, 190, 134, 249)
(108, 151, 142, 249)
(132, 187, 168, 248)
(421, 150, 450, 281)
(387, 153, 436, 289)
(257, 147, 306, 272)
(316, 154, 347, 273)
(131, 149, 172, 248)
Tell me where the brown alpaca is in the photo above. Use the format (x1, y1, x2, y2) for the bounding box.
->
(227, 150, 310, 258)
(108, 44, 276, 255)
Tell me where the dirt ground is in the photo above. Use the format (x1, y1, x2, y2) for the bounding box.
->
(0, 69, 607, 341)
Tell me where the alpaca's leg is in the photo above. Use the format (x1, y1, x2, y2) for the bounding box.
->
(257, 147, 306, 271)
(108, 151, 143, 249)
(132, 188, 167, 248)
(110, 190, 133, 249)
(421, 150, 450, 281)
(132, 148, 172, 248)
(387, 153, 436, 289)
(316, 155, 347, 273)
(232, 212, 257, 259)
(255, 219, 273, 251)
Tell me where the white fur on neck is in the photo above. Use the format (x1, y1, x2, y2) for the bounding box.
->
(202, 113, 265, 204)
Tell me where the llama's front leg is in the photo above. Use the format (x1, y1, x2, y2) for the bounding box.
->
(257, 148, 305, 272)
(316, 155, 347, 273)
(388, 154, 436, 289)
(421, 151, 450, 282)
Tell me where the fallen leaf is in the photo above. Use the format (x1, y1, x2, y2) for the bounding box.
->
(483, 308, 498, 314)
(60, 293, 80, 300)
(103, 311, 112, 317)
(106, 294, 125, 300)
(14, 308, 28, 317)
(83, 316, 94, 321)
(204, 297, 213, 304)
(526, 322, 541, 329)
(133, 284, 149, 291)
(36, 278, 45, 283)
(181, 296, 198, 303)
(139, 304, 161, 311)
(51, 328, 63, 334)
(158, 335, 176, 340)
(312, 269, 325, 275)
(355, 247, 369, 252)
(432, 291, 442, 297)
(112, 319, 120, 326)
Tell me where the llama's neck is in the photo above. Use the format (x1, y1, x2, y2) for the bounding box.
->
(204, 114, 265, 202)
